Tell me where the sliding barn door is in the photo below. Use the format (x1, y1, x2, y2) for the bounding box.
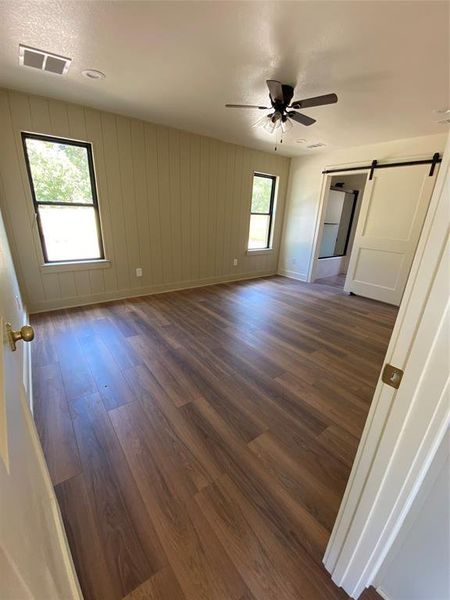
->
(344, 164, 438, 305)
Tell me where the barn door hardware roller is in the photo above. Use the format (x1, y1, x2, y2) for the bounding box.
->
(322, 153, 441, 176)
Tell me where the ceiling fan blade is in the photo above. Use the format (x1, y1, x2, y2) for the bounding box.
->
(288, 111, 316, 126)
(290, 93, 338, 109)
(225, 104, 269, 109)
(266, 80, 284, 103)
(282, 84, 294, 106)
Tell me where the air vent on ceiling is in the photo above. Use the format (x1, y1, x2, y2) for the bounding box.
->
(19, 44, 71, 75)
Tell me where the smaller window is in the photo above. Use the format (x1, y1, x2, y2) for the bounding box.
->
(248, 173, 276, 250)
(22, 133, 104, 263)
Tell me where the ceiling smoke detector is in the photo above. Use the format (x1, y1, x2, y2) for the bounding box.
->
(82, 69, 106, 80)
(19, 44, 71, 75)
(433, 108, 450, 125)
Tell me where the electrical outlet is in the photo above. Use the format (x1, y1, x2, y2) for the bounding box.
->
(136, 267, 143, 277)
(233, 258, 238, 266)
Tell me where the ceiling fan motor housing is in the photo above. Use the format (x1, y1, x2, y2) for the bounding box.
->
(225, 80, 337, 129)
(270, 84, 295, 117)
(281, 84, 294, 106)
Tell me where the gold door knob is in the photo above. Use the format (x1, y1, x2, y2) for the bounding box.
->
(6, 323, 35, 351)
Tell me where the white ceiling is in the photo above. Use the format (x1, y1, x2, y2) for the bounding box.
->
(0, 1, 448, 157)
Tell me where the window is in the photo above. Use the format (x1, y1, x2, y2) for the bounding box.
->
(248, 173, 276, 250)
(22, 133, 104, 263)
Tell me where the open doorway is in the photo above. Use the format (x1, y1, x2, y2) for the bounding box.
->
(311, 173, 367, 285)
(311, 158, 439, 307)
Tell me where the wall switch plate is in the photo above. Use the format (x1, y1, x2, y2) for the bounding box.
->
(233, 259, 238, 266)
(136, 268, 143, 277)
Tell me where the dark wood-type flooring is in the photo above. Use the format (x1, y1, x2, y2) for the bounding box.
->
(32, 275, 397, 600)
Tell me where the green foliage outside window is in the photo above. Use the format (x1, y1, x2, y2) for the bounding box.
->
(251, 176, 273, 213)
(26, 139, 93, 204)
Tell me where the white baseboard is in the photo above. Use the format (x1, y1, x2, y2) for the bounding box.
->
(30, 269, 277, 313)
(277, 268, 308, 282)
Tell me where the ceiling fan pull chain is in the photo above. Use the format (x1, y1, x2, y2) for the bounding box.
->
(274, 128, 285, 152)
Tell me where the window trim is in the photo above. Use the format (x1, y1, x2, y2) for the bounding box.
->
(21, 132, 105, 264)
(248, 172, 277, 251)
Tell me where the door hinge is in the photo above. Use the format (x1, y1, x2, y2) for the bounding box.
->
(382, 363, 404, 389)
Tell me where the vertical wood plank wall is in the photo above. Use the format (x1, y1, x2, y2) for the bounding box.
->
(0, 88, 290, 313)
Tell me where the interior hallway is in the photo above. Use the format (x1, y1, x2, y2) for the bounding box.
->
(31, 275, 398, 600)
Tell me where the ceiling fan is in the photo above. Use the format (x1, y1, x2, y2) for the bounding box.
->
(225, 80, 338, 133)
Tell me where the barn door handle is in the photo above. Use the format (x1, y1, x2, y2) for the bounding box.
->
(6, 323, 34, 351)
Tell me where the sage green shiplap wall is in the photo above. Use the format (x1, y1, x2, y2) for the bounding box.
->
(0, 88, 290, 312)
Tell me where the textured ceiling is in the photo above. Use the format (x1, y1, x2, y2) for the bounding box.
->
(0, 0, 448, 156)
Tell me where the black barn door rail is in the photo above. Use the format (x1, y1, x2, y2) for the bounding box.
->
(322, 152, 441, 178)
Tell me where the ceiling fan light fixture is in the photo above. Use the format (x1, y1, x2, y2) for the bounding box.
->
(227, 80, 338, 139)
(252, 111, 292, 134)
(252, 114, 270, 128)
(271, 110, 282, 123)
(281, 118, 293, 133)
(263, 113, 293, 135)
(254, 111, 291, 135)
(253, 114, 278, 134)
(263, 117, 278, 134)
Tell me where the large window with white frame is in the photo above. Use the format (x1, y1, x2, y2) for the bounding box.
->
(22, 133, 105, 264)
(248, 173, 277, 250)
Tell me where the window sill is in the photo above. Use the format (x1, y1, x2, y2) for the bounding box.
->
(246, 248, 274, 256)
(40, 259, 111, 274)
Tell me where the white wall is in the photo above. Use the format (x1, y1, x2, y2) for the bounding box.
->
(374, 430, 450, 600)
(0, 88, 290, 313)
(278, 133, 447, 281)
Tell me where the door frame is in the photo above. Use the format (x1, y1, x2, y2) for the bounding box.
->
(323, 134, 449, 598)
(308, 169, 368, 282)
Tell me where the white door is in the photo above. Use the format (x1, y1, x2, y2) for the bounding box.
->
(344, 164, 438, 305)
(325, 136, 449, 598)
(0, 210, 81, 599)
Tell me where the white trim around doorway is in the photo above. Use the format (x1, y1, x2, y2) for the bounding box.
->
(307, 169, 368, 283)
(323, 134, 449, 598)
